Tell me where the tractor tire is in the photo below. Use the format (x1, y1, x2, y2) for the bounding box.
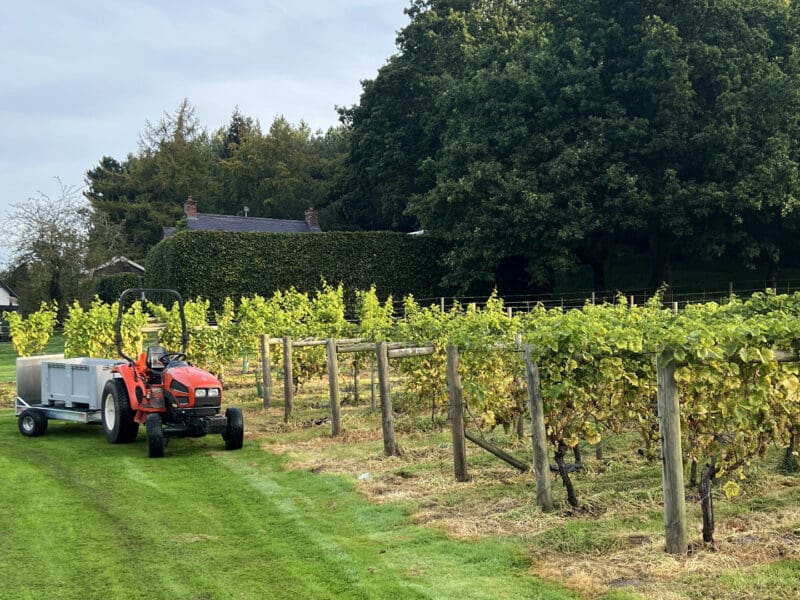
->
(223, 407, 244, 450)
(102, 380, 139, 444)
(18, 409, 48, 437)
(146, 413, 165, 458)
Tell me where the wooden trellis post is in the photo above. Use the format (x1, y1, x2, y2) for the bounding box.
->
(656, 351, 687, 554)
(326, 338, 341, 437)
(524, 347, 553, 512)
(282, 336, 293, 422)
(447, 345, 468, 482)
(376, 341, 397, 457)
(260, 334, 271, 408)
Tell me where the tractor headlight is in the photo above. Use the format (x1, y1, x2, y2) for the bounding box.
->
(208, 388, 220, 398)
(195, 388, 207, 398)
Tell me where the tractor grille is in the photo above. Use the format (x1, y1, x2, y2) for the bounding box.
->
(195, 395, 221, 408)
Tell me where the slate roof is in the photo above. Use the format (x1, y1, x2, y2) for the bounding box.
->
(190, 213, 319, 233)
(162, 213, 321, 239)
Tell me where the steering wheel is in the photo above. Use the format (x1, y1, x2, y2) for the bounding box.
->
(159, 352, 186, 366)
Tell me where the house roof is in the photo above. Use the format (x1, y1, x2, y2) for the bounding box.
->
(89, 256, 146, 277)
(162, 212, 322, 239)
(188, 213, 320, 233)
(161, 198, 322, 240)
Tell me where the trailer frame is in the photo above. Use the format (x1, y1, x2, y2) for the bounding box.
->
(15, 396, 103, 424)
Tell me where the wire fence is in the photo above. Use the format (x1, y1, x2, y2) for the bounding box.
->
(414, 279, 800, 314)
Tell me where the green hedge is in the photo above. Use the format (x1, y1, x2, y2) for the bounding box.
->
(94, 273, 144, 303)
(145, 231, 448, 307)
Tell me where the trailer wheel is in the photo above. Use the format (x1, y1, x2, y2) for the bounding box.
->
(102, 380, 139, 444)
(18, 409, 48, 437)
(146, 413, 165, 458)
(223, 407, 244, 450)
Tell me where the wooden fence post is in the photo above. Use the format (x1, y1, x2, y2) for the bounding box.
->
(656, 351, 688, 554)
(524, 347, 553, 511)
(376, 341, 397, 456)
(326, 338, 341, 437)
(260, 334, 271, 409)
(515, 333, 525, 440)
(353, 358, 360, 404)
(447, 345, 469, 482)
(282, 336, 293, 423)
(370, 359, 376, 412)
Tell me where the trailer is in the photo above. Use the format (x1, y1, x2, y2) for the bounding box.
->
(15, 354, 123, 436)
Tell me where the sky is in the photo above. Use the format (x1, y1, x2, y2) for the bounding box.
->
(0, 0, 410, 264)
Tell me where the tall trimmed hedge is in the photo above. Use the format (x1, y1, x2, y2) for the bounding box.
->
(94, 273, 144, 303)
(145, 231, 448, 307)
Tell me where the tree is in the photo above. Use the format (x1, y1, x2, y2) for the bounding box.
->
(338, 0, 530, 232)
(85, 99, 216, 257)
(86, 102, 347, 255)
(212, 116, 348, 222)
(405, 0, 800, 292)
(1, 180, 94, 313)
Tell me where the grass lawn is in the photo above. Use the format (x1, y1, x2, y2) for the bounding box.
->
(2, 351, 799, 599)
(0, 408, 575, 600)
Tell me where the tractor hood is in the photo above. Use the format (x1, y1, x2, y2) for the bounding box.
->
(166, 364, 221, 388)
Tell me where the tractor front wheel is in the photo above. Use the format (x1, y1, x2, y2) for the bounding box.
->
(19, 409, 48, 437)
(223, 407, 244, 450)
(146, 413, 165, 458)
(102, 380, 139, 444)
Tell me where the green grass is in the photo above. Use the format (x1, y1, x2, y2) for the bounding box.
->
(0, 411, 576, 600)
(4, 362, 800, 599)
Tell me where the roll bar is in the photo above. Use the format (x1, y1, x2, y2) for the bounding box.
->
(115, 288, 187, 363)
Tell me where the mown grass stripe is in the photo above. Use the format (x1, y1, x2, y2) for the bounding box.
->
(0, 412, 574, 599)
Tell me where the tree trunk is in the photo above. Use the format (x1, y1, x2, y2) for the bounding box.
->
(589, 254, 606, 293)
(700, 462, 718, 544)
(648, 233, 674, 289)
(689, 458, 698, 488)
(572, 444, 582, 466)
(595, 442, 603, 461)
(780, 432, 798, 473)
(555, 442, 579, 509)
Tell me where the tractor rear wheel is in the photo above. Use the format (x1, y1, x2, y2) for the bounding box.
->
(146, 413, 165, 458)
(18, 409, 48, 437)
(223, 407, 244, 450)
(102, 380, 139, 444)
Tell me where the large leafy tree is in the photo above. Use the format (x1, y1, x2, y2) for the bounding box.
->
(359, 0, 800, 292)
(337, 0, 532, 232)
(215, 116, 343, 220)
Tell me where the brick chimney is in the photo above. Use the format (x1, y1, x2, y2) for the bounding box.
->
(184, 196, 198, 219)
(304, 207, 320, 230)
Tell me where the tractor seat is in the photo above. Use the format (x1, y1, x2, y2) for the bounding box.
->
(146, 345, 168, 372)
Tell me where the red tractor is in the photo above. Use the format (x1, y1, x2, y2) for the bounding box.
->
(102, 288, 244, 458)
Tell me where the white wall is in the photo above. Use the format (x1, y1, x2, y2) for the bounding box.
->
(0, 286, 18, 306)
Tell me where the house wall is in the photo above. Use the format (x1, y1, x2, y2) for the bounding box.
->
(0, 287, 18, 306)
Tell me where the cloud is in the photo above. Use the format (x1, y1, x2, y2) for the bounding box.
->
(0, 0, 408, 261)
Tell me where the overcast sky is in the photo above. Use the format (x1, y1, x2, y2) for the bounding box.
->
(0, 0, 409, 264)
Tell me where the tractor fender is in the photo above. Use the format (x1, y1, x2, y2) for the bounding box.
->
(111, 363, 147, 411)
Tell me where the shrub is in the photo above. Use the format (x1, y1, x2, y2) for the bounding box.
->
(145, 230, 448, 308)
